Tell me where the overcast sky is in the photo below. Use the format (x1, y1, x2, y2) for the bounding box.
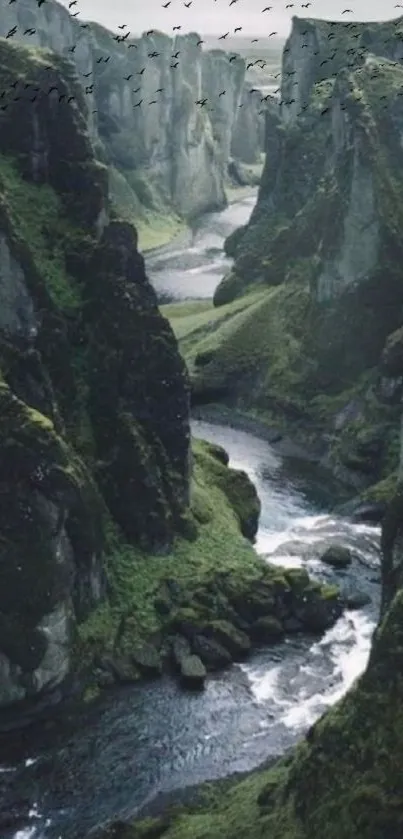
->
(58, 0, 403, 37)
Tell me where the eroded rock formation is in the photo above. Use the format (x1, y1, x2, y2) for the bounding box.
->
(0, 0, 265, 219)
(0, 38, 190, 713)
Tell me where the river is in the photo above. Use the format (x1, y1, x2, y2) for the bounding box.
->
(1, 192, 381, 839)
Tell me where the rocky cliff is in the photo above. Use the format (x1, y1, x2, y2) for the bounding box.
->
(281, 14, 403, 123)
(0, 0, 265, 225)
(0, 36, 190, 715)
(169, 15, 403, 498)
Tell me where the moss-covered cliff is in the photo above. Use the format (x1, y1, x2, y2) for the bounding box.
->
(0, 35, 189, 713)
(0, 0, 266, 247)
(0, 37, 339, 720)
(166, 17, 403, 499)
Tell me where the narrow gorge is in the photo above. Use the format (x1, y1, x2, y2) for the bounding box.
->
(1, 5, 403, 839)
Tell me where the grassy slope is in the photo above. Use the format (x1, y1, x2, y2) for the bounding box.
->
(161, 282, 311, 422)
(108, 165, 187, 252)
(77, 437, 265, 661)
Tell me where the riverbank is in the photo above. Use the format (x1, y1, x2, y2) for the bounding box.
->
(141, 184, 259, 257)
(74, 434, 344, 707)
(0, 419, 380, 839)
(191, 404, 327, 463)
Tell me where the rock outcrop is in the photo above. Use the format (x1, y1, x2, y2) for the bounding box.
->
(281, 15, 403, 124)
(0, 37, 191, 716)
(0, 0, 265, 221)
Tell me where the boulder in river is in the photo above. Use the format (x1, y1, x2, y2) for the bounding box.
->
(319, 545, 353, 569)
(179, 655, 207, 689)
(191, 635, 233, 670)
(170, 634, 206, 688)
(202, 620, 251, 660)
(250, 616, 285, 643)
(94, 654, 141, 686)
(344, 591, 372, 610)
(131, 642, 162, 678)
(293, 582, 343, 632)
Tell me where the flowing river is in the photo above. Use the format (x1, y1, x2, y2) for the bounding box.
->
(1, 192, 381, 839)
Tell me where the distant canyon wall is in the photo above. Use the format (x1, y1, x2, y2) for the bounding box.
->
(0, 0, 265, 218)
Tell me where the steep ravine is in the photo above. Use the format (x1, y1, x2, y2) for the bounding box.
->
(1, 15, 402, 839)
(113, 17, 403, 839)
(0, 36, 345, 729)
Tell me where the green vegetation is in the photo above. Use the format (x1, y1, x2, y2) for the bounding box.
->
(0, 155, 87, 312)
(77, 437, 263, 656)
(76, 437, 341, 690)
(108, 165, 187, 252)
(163, 283, 312, 419)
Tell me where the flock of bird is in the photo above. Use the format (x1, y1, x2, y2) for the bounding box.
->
(0, 0, 403, 118)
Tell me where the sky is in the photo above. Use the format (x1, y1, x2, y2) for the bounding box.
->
(58, 0, 403, 37)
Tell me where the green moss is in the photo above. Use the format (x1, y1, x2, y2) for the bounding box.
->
(0, 155, 87, 312)
(108, 165, 186, 252)
(362, 472, 398, 504)
(193, 439, 261, 539)
(165, 283, 311, 418)
(0, 382, 103, 670)
(76, 437, 265, 662)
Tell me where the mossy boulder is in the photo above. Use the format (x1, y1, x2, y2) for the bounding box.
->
(295, 583, 343, 632)
(0, 382, 104, 707)
(191, 635, 233, 670)
(193, 442, 261, 540)
(131, 642, 162, 678)
(171, 634, 192, 669)
(201, 440, 230, 466)
(99, 655, 141, 685)
(320, 544, 353, 569)
(213, 269, 249, 308)
(179, 654, 206, 689)
(250, 616, 285, 643)
(203, 620, 251, 660)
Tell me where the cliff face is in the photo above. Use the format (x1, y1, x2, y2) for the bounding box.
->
(172, 17, 403, 496)
(0, 0, 265, 221)
(211, 51, 403, 372)
(0, 38, 190, 714)
(231, 82, 266, 164)
(281, 14, 403, 124)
